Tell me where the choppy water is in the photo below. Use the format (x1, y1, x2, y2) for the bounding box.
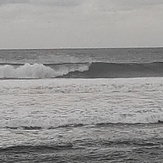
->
(1, 48, 163, 162)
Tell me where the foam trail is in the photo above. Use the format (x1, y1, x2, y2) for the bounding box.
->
(0, 63, 89, 79)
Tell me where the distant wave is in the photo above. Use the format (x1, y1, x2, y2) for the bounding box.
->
(0, 62, 163, 79)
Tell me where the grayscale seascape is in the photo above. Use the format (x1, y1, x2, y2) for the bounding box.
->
(1, 48, 163, 162)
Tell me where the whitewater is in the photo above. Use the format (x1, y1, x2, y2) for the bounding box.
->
(1, 78, 163, 127)
(1, 48, 163, 162)
(1, 78, 163, 162)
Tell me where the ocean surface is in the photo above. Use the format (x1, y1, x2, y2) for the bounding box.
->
(1, 48, 163, 162)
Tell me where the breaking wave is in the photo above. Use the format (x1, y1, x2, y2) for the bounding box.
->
(0, 63, 89, 79)
(0, 62, 163, 79)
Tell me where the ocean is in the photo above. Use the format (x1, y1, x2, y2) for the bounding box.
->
(1, 48, 163, 162)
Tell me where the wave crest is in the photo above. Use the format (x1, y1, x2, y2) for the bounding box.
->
(1, 62, 163, 79)
(0, 63, 89, 79)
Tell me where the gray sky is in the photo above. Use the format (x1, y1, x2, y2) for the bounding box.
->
(0, 0, 163, 49)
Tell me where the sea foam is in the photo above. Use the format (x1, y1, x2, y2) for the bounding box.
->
(0, 63, 89, 79)
(0, 78, 163, 128)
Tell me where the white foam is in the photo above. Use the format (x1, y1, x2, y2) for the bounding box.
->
(0, 77, 163, 128)
(0, 63, 89, 78)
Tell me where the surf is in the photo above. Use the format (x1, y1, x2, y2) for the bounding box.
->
(0, 61, 163, 79)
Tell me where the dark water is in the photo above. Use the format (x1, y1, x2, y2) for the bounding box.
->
(1, 48, 163, 162)
(1, 123, 163, 163)
(60, 62, 163, 78)
(1, 48, 163, 64)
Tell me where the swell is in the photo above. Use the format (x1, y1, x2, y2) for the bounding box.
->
(5, 124, 85, 130)
(0, 143, 74, 152)
(0, 62, 163, 79)
(4, 120, 163, 131)
(61, 62, 163, 78)
(1, 134, 162, 153)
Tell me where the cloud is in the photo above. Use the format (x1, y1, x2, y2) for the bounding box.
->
(0, 0, 84, 7)
(0, 0, 85, 19)
(0, 0, 163, 12)
(1, 0, 163, 15)
(0, 0, 30, 5)
(34, 0, 83, 7)
(81, 0, 163, 13)
(0, 0, 163, 48)
(111, 0, 163, 11)
(114, 0, 163, 6)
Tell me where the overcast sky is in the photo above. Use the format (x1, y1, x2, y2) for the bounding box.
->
(0, 0, 163, 49)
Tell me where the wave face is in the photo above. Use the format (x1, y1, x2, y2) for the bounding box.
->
(62, 62, 163, 78)
(0, 62, 163, 79)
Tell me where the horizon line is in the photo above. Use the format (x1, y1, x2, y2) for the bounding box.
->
(0, 46, 163, 51)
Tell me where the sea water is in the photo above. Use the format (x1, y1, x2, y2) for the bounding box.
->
(1, 48, 163, 162)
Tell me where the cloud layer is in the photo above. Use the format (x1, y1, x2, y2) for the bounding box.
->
(0, 0, 83, 7)
(1, 0, 163, 9)
(0, 0, 163, 49)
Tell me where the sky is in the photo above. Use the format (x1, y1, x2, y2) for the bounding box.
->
(0, 0, 163, 49)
